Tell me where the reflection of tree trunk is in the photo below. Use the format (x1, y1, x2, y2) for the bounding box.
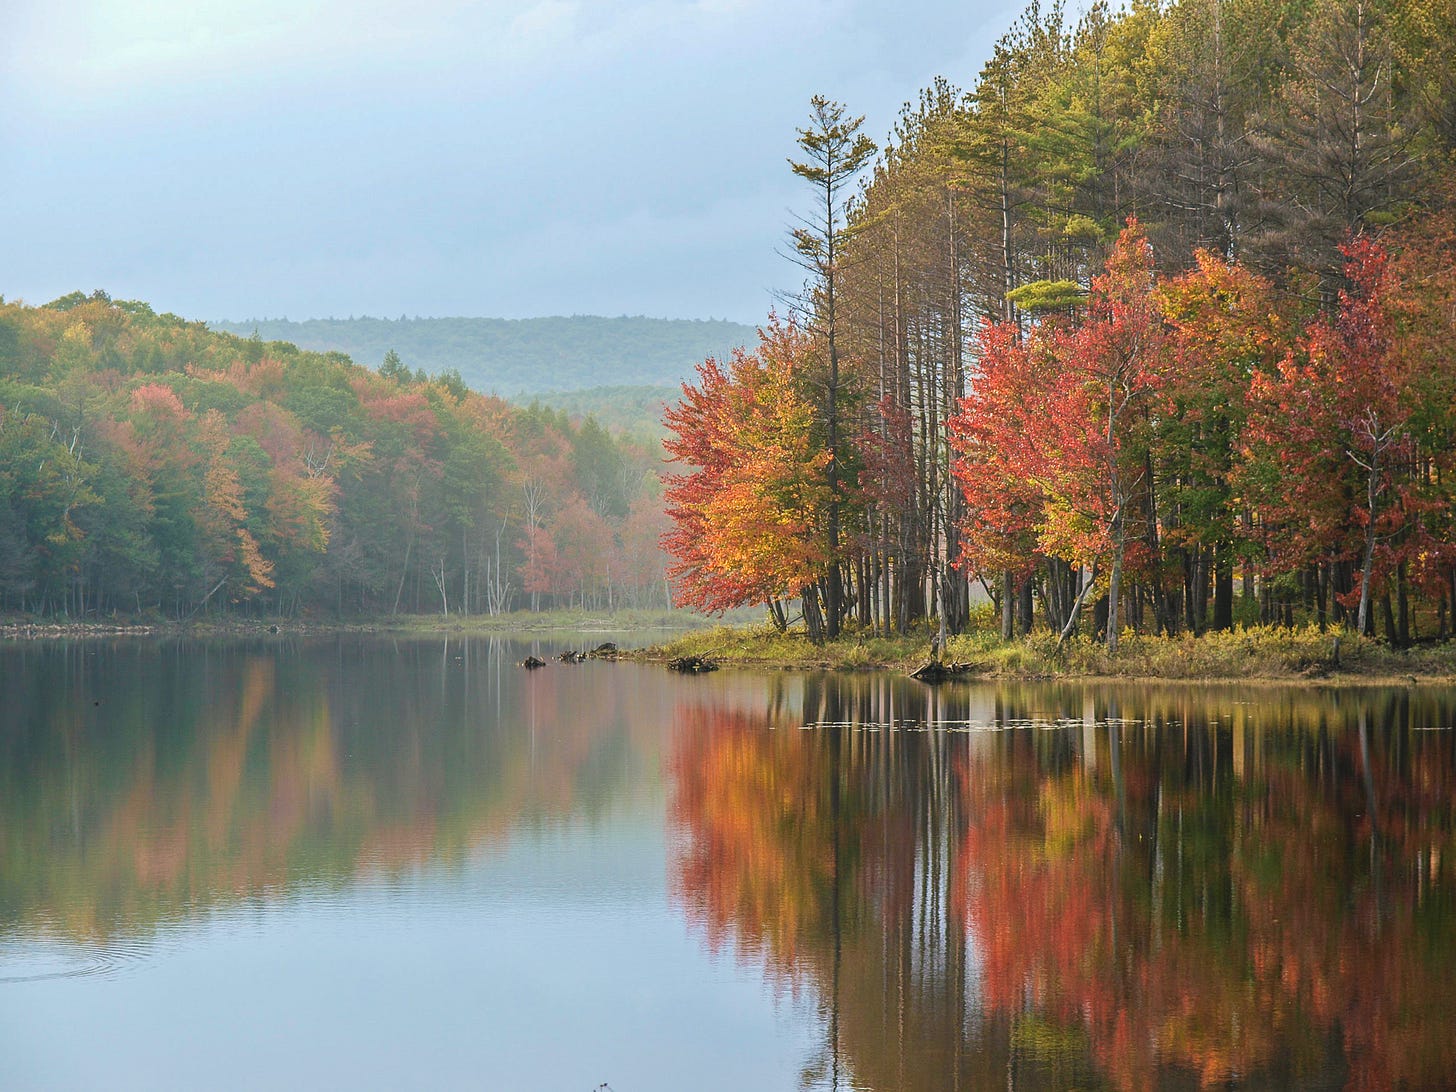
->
(1149, 729, 1164, 941)
(1358, 707, 1379, 842)
(830, 720, 842, 1092)
(1109, 708, 1127, 841)
(1357, 705, 1384, 923)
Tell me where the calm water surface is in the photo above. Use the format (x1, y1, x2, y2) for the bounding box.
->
(1, 636, 1454, 1090)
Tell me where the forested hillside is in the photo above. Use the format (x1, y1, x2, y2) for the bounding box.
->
(664, 0, 1456, 645)
(515, 385, 678, 441)
(208, 315, 757, 395)
(0, 292, 671, 618)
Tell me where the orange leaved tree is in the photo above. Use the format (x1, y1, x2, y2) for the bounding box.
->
(662, 320, 834, 635)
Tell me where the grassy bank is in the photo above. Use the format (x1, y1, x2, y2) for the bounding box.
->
(635, 622, 1456, 682)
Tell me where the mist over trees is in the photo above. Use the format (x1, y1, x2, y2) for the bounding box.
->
(664, 0, 1456, 645)
(208, 315, 757, 396)
(0, 293, 671, 618)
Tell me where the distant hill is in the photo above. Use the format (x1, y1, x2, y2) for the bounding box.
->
(209, 315, 756, 396)
(514, 384, 680, 442)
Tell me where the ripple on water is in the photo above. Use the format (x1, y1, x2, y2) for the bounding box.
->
(0, 933, 155, 984)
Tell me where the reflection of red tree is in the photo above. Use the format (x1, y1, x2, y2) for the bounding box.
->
(959, 749, 1170, 1090)
(956, 725, 1456, 1091)
(1240, 738, 1456, 1092)
(668, 695, 925, 965)
(669, 704, 835, 980)
(14, 648, 673, 942)
(668, 697, 978, 1092)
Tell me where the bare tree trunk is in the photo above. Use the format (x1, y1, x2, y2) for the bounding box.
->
(392, 534, 413, 616)
(1059, 565, 1101, 645)
(432, 558, 449, 617)
(1107, 516, 1124, 653)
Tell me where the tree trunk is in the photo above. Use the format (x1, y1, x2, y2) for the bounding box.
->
(1058, 565, 1100, 645)
(392, 534, 414, 616)
(803, 585, 826, 644)
(1356, 446, 1380, 634)
(1107, 518, 1124, 652)
(1397, 560, 1410, 644)
(1212, 544, 1234, 630)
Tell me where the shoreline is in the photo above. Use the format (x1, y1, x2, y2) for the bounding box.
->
(621, 650, 1456, 687)
(0, 610, 710, 643)
(626, 624, 1456, 686)
(6, 615, 1456, 686)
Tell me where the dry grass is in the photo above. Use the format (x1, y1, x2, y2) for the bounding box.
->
(641, 621, 1456, 681)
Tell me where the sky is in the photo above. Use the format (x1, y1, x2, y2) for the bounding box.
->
(1, 0, 1024, 324)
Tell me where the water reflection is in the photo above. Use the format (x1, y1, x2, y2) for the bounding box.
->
(3, 642, 1454, 1090)
(0, 636, 668, 947)
(670, 676, 1456, 1091)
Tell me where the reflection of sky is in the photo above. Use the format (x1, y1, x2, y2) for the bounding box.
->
(0, 820, 821, 1091)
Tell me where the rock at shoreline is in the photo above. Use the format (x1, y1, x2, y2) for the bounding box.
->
(667, 654, 718, 674)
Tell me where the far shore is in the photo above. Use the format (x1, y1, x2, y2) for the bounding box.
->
(6, 613, 1456, 686)
(0, 608, 714, 643)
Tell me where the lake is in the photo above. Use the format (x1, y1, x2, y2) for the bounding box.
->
(1, 636, 1453, 1090)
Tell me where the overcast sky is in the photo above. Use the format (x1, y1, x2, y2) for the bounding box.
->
(1, 0, 1023, 323)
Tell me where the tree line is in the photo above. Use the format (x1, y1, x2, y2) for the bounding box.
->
(0, 292, 670, 618)
(664, 0, 1456, 645)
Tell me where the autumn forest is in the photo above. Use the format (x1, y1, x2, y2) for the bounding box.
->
(4, 0, 1456, 644)
(664, 0, 1456, 647)
(0, 294, 670, 618)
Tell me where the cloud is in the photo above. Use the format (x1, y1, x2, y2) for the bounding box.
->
(6, 0, 315, 90)
(1, 0, 1025, 322)
(4, 1, 536, 101)
(508, 0, 580, 41)
(4, 0, 838, 106)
